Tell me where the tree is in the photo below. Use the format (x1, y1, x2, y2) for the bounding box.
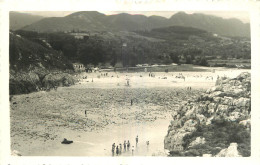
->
(62, 43, 77, 60)
(186, 55, 192, 64)
(78, 40, 104, 66)
(170, 52, 180, 64)
(199, 57, 208, 66)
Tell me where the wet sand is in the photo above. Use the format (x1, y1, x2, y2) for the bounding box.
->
(10, 68, 250, 156)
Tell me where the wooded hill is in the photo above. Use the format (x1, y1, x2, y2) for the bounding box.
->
(13, 24, 251, 70)
(19, 11, 250, 37)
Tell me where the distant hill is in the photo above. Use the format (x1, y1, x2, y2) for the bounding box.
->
(19, 11, 250, 37)
(10, 12, 44, 30)
(168, 12, 250, 38)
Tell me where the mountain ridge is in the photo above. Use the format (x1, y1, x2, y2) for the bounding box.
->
(18, 11, 250, 37)
(10, 11, 44, 30)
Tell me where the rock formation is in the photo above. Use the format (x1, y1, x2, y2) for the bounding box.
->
(164, 72, 251, 157)
(215, 143, 242, 157)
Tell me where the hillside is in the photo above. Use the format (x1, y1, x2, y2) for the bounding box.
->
(169, 12, 250, 38)
(9, 32, 73, 71)
(136, 26, 251, 62)
(19, 11, 250, 37)
(14, 24, 250, 69)
(10, 12, 44, 30)
(9, 32, 75, 95)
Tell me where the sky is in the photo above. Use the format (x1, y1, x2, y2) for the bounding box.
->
(19, 11, 250, 23)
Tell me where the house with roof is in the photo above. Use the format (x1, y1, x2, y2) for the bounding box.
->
(72, 63, 86, 72)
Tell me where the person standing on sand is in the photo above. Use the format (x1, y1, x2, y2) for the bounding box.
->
(112, 143, 115, 156)
(136, 135, 138, 146)
(116, 145, 119, 156)
(146, 141, 149, 152)
(119, 144, 122, 154)
(131, 145, 135, 155)
(127, 140, 130, 151)
(124, 141, 126, 151)
(131, 99, 133, 106)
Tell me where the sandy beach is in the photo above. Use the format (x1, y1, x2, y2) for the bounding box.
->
(10, 68, 250, 156)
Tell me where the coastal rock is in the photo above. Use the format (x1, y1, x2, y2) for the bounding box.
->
(233, 98, 250, 107)
(165, 72, 251, 156)
(203, 154, 212, 157)
(216, 104, 229, 113)
(11, 150, 22, 156)
(239, 119, 251, 127)
(208, 91, 224, 98)
(206, 116, 214, 125)
(212, 96, 221, 103)
(222, 96, 233, 105)
(183, 119, 198, 132)
(215, 143, 242, 157)
(188, 137, 206, 148)
(227, 112, 245, 122)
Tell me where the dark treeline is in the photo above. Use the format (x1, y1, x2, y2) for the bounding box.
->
(14, 27, 251, 68)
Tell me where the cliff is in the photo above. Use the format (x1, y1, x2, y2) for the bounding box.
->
(164, 72, 251, 157)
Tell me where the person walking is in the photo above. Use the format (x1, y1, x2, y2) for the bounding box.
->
(85, 110, 87, 117)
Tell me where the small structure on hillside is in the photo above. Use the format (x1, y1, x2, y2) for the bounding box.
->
(70, 33, 90, 40)
(72, 63, 86, 72)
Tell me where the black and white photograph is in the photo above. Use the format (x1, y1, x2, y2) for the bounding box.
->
(1, 0, 260, 164)
(8, 10, 252, 157)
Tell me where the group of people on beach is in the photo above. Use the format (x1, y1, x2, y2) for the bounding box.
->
(148, 72, 155, 77)
(101, 73, 109, 77)
(111, 136, 139, 156)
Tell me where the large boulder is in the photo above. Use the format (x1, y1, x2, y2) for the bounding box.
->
(215, 143, 242, 157)
(188, 137, 206, 148)
(239, 119, 251, 128)
(233, 98, 250, 107)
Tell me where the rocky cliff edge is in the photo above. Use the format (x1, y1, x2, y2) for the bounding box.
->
(164, 72, 251, 157)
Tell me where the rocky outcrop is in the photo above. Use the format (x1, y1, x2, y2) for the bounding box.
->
(215, 143, 242, 157)
(10, 71, 77, 95)
(165, 72, 251, 157)
(11, 150, 22, 156)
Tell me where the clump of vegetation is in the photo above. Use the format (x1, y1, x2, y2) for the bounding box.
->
(9, 71, 41, 95)
(42, 72, 76, 89)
